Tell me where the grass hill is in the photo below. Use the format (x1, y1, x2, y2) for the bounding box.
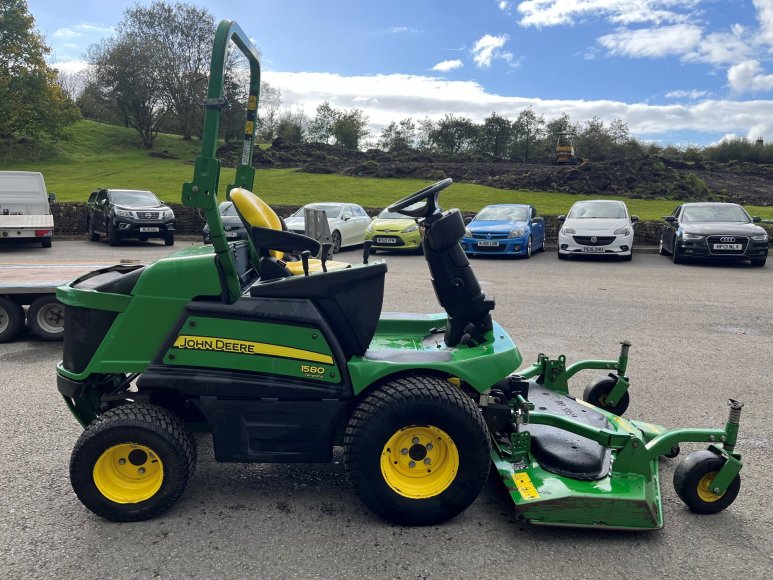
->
(1, 120, 772, 221)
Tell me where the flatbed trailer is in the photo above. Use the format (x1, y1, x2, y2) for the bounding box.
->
(0, 261, 118, 342)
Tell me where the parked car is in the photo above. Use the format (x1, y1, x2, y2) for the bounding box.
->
(285, 202, 370, 253)
(202, 201, 248, 244)
(87, 188, 175, 246)
(557, 200, 637, 261)
(659, 202, 768, 267)
(462, 204, 545, 258)
(365, 204, 422, 253)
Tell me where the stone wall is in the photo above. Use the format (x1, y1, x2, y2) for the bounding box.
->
(49, 202, 769, 246)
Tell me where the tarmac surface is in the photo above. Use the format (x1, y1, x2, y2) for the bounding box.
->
(1, 240, 772, 579)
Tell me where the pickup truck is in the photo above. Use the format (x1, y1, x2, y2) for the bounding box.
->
(86, 188, 175, 246)
(0, 171, 55, 247)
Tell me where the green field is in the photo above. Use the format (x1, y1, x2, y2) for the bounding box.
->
(3, 120, 772, 220)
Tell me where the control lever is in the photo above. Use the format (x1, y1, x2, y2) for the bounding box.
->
(363, 240, 374, 264)
(320, 242, 332, 272)
(300, 250, 310, 276)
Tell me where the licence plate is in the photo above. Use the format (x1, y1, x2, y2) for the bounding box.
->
(713, 243, 741, 251)
(477, 240, 500, 247)
(375, 236, 398, 244)
(582, 246, 605, 253)
(139, 227, 159, 232)
(226, 231, 238, 238)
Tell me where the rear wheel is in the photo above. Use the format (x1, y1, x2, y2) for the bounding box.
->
(42, 237, 52, 248)
(344, 374, 490, 526)
(27, 295, 64, 341)
(331, 230, 342, 254)
(70, 404, 196, 522)
(0, 297, 25, 343)
(107, 222, 120, 246)
(674, 450, 740, 514)
(582, 376, 630, 416)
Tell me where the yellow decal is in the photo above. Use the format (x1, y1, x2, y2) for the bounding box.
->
(611, 415, 638, 436)
(173, 335, 333, 365)
(300, 364, 326, 378)
(244, 121, 255, 135)
(513, 472, 540, 501)
(248, 95, 257, 110)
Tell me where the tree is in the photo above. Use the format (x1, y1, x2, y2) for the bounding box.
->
(476, 112, 512, 158)
(332, 108, 369, 149)
(576, 116, 613, 161)
(0, 0, 80, 143)
(379, 118, 415, 152)
(431, 114, 478, 155)
(307, 101, 338, 144)
(416, 117, 436, 151)
(275, 109, 307, 143)
(510, 107, 545, 162)
(256, 81, 282, 141)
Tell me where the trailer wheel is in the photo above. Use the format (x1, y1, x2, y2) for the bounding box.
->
(582, 376, 630, 416)
(344, 374, 490, 525)
(70, 403, 196, 522)
(674, 450, 740, 514)
(0, 297, 25, 343)
(28, 295, 65, 341)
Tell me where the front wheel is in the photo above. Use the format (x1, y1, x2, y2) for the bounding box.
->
(107, 222, 120, 247)
(557, 250, 568, 260)
(331, 230, 342, 254)
(344, 375, 491, 526)
(164, 234, 175, 247)
(27, 295, 64, 341)
(673, 450, 740, 514)
(658, 237, 670, 256)
(524, 236, 533, 259)
(582, 376, 630, 416)
(88, 218, 100, 242)
(70, 404, 196, 521)
(672, 238, 685, 264)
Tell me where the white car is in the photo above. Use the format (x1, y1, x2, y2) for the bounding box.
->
(557, 200, 638, 261)
(285, 202, 371, 254)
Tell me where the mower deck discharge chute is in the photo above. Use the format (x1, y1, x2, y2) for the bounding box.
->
(56, 20, 744, 529)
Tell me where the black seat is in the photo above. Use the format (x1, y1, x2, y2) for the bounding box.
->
(524, 385, 612, 481)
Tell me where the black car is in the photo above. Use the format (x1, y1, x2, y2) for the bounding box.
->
(87, 188, 175, 246)
(202, 201, 248, 244)
(659, 202, 768, 266)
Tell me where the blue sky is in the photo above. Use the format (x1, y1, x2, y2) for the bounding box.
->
(29, 0, 773, 146)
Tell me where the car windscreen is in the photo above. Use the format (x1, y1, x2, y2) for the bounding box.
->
(296, 204, 341, 218)
(682, 205, 749, 223)
(378, 203, 423, 219)
(111, 190, 160, 206)
(475, 206, 528, 221)
(568, 202, 626, 219)
(219, 202, 239, 216)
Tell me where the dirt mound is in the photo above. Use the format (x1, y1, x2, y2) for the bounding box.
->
(215, 141, 773, 206)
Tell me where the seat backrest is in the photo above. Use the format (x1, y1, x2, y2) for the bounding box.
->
(230, 187, 283, 259)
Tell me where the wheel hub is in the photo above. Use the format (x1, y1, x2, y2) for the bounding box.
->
(93, 443, 164, 504)
(696, 471, 723, 502)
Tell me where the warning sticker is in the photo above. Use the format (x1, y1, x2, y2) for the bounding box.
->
(513, 472, 540, 501)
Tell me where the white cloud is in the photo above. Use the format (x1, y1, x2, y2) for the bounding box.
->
(471, 34, 512, 68)
(728, 60, 773, 93)
(50, 60, 89, 74)
(264, 69, 773, 143)
(431, 59, 464, 72)
(754, 0, 773, 45)
(516, 0, 698, 28)
(665, 89, 710, 99)
(52, 23, 114, 38)
(598, 24, 702, 58)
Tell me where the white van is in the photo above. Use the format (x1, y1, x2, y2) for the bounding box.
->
(0, 171, 55, 247)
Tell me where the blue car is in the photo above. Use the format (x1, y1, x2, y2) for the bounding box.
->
(462, 204, 545, 258)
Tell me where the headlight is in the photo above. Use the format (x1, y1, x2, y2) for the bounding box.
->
(561, 227, 576, 235)
(683, 233, 705, 241)
(162, 210, 175, 220)
(367, 223, 373, 232)
(402, 224, 418, 233)
(614, 226, 631, 236)
(751, 233, 768, 241)
(465, 228, 472, 238)
(114, 209, 134, 218)
(508, 228, 525, 238)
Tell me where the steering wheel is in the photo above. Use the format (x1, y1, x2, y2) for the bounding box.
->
(387, 178, 453, 219)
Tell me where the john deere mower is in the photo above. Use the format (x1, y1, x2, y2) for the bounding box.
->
(56, 21, 744, 529)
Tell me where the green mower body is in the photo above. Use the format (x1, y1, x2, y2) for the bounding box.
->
(56, 20, 744, 529)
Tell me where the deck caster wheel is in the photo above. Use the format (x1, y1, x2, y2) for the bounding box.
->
(70, 404, 196, 521)
(663, 445, 680, 459)
(673, 450, 740, 514)
(344, 374, 491, 526)
(28, 295, 65, 341)
(582, 376, 630, 416)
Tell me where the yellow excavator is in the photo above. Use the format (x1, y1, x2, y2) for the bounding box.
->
(553, 132, 582, 165)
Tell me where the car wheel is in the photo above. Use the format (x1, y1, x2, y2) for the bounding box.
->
(658, 237, 670, 256)
(88, 218, 100, 242)
(164, 234, 175, 247)
(42, 237, 52, 248)
(107, 222, 120, 247)
(750, 257, 766, 267)
(524, 236, 533, 259)
(557, 250, 568, 260)
(331, 231, 342, 254)
(621, 251, 632, 261)
(672, 237, 685, 264)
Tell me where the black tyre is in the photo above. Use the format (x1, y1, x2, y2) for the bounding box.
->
(673, 450, 740, 514)
(42, 237, 52, 248)
(672, 238, 685, 264)
(0, 297, 25, 343)
(582, 375, 630, 416)
(344, 374, 491, 526)
(524, 236, 533, 259)
(164, 234, 174, 246)
(658, 237, 670, 256)
(70, 403, 196, 522)
(750, 257, 766, 267)
(88, 218, 100, 242)
(107, 222, 120, 246)
(331, 230, 342, 254)
(27, 295, 65, 341)
(621, 251, 632, 261)
(557, 250, 568, 260)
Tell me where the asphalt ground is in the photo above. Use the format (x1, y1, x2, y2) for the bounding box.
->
(1, 240, 772, 579)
